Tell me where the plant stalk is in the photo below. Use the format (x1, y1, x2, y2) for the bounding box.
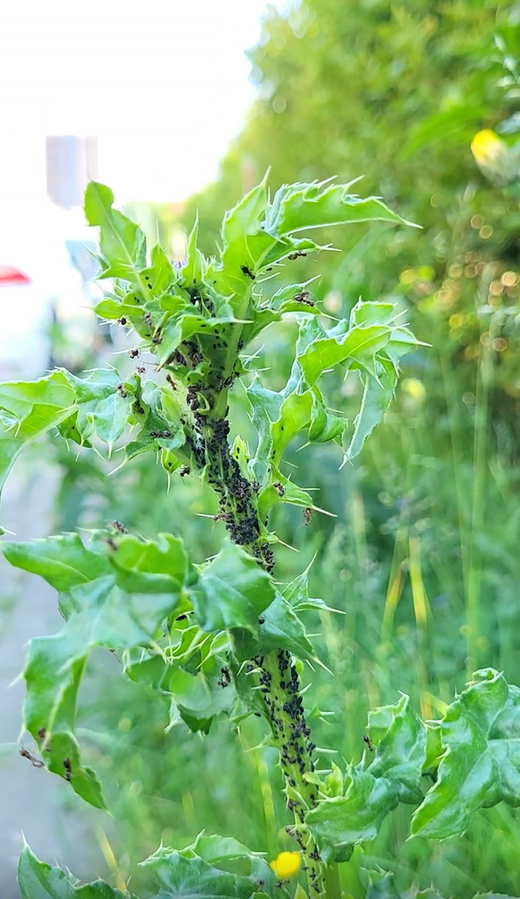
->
(192, 382, 329, 895)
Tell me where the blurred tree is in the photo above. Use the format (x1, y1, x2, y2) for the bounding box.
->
(185, 0, 516, 257)
(181, 0, 520, 432)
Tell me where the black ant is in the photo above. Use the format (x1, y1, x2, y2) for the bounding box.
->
(273, 481, 285, 497)
(109, 520, 128, 534)
(63, 757, 72, 782)
(363, 734, 374, 752)
(303, 507, 313, 526)
(20, 747, 44, 768)
(288, 251, 307, 260)
(241, 264, 255, 280)
(129, 348, 140, 359)
(293, 290, 315, 306)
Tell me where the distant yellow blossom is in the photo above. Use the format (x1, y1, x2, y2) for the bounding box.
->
(471, 130, 506, 168)
(401, 378, 426, 401)
(471, 129, 519, 187)
(270, 851, 301, 878)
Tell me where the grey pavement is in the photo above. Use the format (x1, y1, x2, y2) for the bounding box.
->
(0, 453, 106, 897)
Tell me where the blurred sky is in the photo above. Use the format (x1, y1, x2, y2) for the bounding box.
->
(0, 0, 282, 205)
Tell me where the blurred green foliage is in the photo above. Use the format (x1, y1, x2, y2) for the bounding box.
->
(45, 1, 520, 896)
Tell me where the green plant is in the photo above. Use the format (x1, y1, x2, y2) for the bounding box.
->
(2, 178, 520, 899)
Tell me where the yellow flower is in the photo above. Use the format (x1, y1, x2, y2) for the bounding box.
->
(471, 129, 506, 168)
(270, 851, 301, 878)
(401, 378, 426, 401)
(470, 129, 519, 187)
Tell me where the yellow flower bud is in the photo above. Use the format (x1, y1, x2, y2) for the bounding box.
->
(471, 130, 506, 168)
(270, 851, 301, 878)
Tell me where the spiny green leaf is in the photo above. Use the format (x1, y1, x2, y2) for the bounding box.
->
(180, 214, 208, 286)
(190, 833, 266, 865)
(5, 531, 195, 806)
(23, 632, 104, 807)
(283, 566, 342, 613)
(210, 178, 273, 301)
(124, 635, 235, 736)
(168, 667, 235, 734)
(141, 242, 177, 297)
(268, 279, 321, 314)
(299, 324, 391, 387)
(95, 297, 145, 320)
(65, 369, 131, 447)
(412, 668, 520, 839)
(343, 360, 397, 464)
(140, 845, 260, 898)
(247, 378, 283, 480)
(84, 181, 147, 286)
(124, 380, 186, 462)
(1, 533, 111, 593)
(365, 872, 402, 899)
(271, 386, 314, 465)
(257, 469, 333, 523)
(365, 694, 426, 803)
(157, 312, 239, 370)
(307, 693, 425, 851)
(192, 540, 275, 633)
(0, 371, 76, 522)
(108, 532, 196, 596)
(18, 844, 137, 899)
(308, 386, 345, 444)
(231, 593, 317, 664)
(349, 299, 403, 328)
(264, 179, 417, 236)
(306, 767, 398, 847)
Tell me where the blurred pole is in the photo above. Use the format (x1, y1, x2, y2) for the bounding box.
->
(46, 136, 98, 209)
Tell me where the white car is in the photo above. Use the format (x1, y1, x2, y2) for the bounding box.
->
(0, 202, 101, 380)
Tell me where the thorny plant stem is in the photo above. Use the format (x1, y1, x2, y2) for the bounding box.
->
(167, 305, 330, 894)
(182, 404, 327, 892)
(202, 422, 328, 893)
(261, 651, 329, 896)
